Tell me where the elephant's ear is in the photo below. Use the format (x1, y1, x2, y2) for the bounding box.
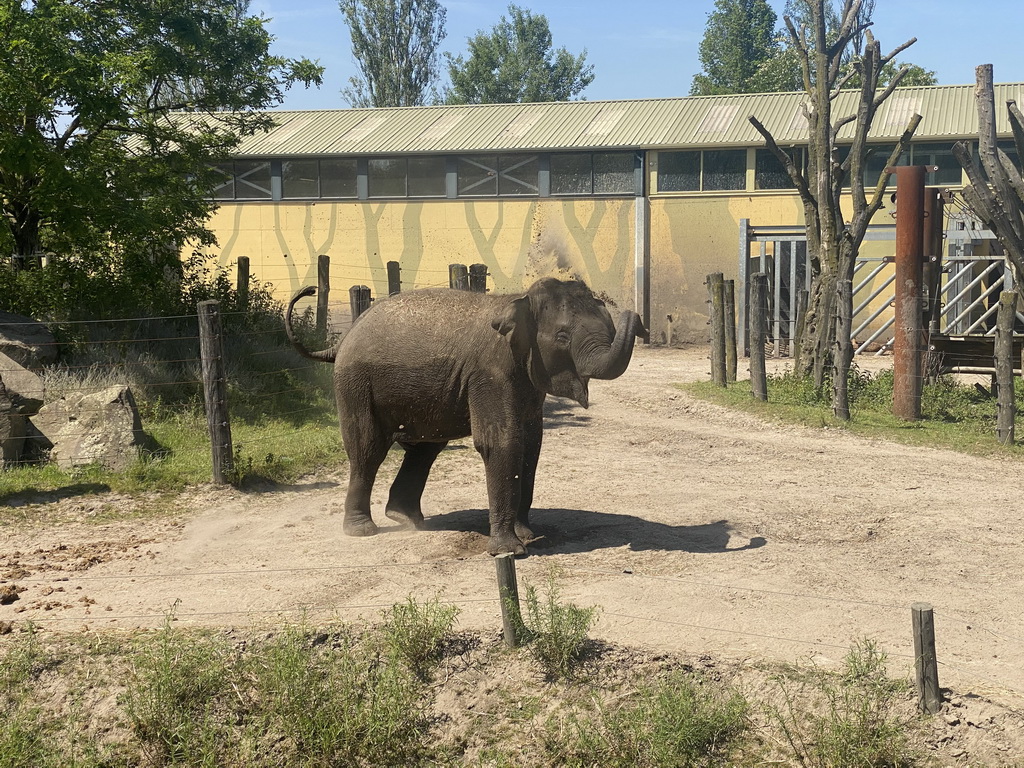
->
(491, 295, 536, 362)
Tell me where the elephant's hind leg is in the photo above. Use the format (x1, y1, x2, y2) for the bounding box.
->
(386, 441, 447, 528)
(340, 418, 390, 537)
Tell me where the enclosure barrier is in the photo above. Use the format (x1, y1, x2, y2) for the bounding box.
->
(198, 300, 233, 484)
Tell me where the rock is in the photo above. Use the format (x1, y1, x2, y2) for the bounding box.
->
(30, 385, 144, 470)
(0, 351, 45, 414)
(0, 311, 58, 368)
(0, 584, 20, 605)
(0, 377, 26, 467)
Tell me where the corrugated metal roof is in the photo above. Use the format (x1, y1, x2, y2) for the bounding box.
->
(228, 82, 1024, 157)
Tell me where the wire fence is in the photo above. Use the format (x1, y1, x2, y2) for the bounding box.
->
(7, 552, 1022, 705)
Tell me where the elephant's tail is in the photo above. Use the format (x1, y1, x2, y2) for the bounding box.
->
(285, 286, 337, 364)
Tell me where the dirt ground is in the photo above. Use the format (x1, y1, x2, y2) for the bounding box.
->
(3, 344, 1024, 763)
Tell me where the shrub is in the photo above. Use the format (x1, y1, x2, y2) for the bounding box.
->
(521, 569, 599, 680)
(546, 670, 749, 767)
(767, 638, 917, 768)
(378, 596, 460, 679)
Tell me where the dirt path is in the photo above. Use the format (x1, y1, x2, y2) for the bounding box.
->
(4, 346, 1024, 744)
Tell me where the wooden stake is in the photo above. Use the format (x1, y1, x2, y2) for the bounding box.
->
(708, 272, 727, 386)
(317, 254, 330, 339)
(995, 291, 1018, 445)
(198, 301, 234, 484)
(235, 256, 249, 312)
(750, 273, 769, 401)
(495, 554, 523, 648)
(449, 263, 469, 291)
(387, 261, 401, 295)
(725, 279, 737, 383)
(912, 602, 942, 714)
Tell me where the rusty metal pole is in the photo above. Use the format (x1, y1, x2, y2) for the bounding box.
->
(891, 166, 927, 421)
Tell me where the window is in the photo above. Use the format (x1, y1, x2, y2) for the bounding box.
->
(756, 148, 805, 190)
(552, 152, 636, 195)
(594, 152, 635, 194)
(913, 143, 962, 185)
(657, 151, 700, 192)
(551, 153, 592, 194)
(458, 155, 498, 196)
(233, 160, 272, 199)
(368, 158, 407, 197)
(282, 159, 319, 198)
(320, 158, 358, 198)
(702, 150, 745, 190)
(498, 154, 539, 195)
(211, 163, 234, 200)
(407, 156, 447, 197)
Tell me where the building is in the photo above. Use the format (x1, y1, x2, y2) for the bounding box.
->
(200, 82, 1023, 343)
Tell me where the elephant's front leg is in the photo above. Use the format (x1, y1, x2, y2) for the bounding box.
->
(386, 441, 446, 528)
(473, 423, 527, 556)
(515, 399, 545, 542)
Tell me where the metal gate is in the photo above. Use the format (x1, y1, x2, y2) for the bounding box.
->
(737, 210, 1023, 359)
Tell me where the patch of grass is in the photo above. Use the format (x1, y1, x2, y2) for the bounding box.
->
(250, 622, 430, 767)
(378, 596, 461, 680)
(521, 569, 600, 681)
(682, 365, 1024, 458)
(545, 670, 749, 767)
(767, 638, 918, 768)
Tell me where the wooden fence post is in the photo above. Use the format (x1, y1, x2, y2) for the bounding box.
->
(235, 256, 249, 312)
(495, 553, 524, 648)
(349, 285, 371, 322)
(707, 273, 727, 386)
(449, 263, 469, 291)
(912, 602, 942, 714)
(995, 291, 1017, 445)
(725, 279, 737, 383)
(750, 273, 768, 401)
(387, 261, 401, 295)
(317, 254, 330, 339)
(469, 263, 488, 293)
(198, 300, 234, 484)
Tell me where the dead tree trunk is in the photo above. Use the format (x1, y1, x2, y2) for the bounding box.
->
(748, 1, 921, 400)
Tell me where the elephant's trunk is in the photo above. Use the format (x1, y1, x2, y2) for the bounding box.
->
(585, 310, 647, 380)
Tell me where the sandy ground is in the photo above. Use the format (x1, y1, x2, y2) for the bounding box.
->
(4, 344, 1024, 761)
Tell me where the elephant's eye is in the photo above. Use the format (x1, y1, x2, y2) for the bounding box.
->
(554, 330, 571, 346)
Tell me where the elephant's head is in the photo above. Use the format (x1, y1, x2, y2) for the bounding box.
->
(492, 278, 648, 408)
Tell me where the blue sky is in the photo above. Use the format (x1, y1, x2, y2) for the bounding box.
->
(254, 0, 1024, 111)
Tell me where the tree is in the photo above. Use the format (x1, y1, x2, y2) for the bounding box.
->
(444, 4, 593, 104)
(690, 0, 784, 95)
(0, 0, 322, 303)
(748, 0, 921, 417)
(340, 0, 447, 107)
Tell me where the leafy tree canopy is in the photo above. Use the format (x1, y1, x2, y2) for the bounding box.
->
(444, 4, 594, 105)
(340, 0, 447, 107)
(690, 0, 784, 95)
(0, 0, 322, 316)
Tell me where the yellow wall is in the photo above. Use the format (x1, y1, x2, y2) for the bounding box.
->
(203, 198, 638, 325)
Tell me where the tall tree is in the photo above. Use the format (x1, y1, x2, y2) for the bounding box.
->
(748, 0, 921, 417)
(0, 0, 321, 283)
(690, 0, 783, 95)
(445, 4, 593, 104)
(340, 0, 447, 107)
(784, 0, 936, 88)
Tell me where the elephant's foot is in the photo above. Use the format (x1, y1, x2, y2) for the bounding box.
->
(514, 522, 535, 542)
(487, 533, 527, 556)
(385, 507, 424, 529)
(343, 515, 379, 537)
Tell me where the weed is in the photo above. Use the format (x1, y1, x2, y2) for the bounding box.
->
(378, 596, 461, 679)
(250, 622, 430, 766)
(767, 638, 917, 768)
(545, 670, 749, 767)
(521, 569, 599, 680)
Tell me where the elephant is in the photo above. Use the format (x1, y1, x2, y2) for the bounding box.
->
(284, 277, 647, 555)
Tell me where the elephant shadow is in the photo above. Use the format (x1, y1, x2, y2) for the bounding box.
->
(421, 508, 767, 556)
(543, 397, 592, 429)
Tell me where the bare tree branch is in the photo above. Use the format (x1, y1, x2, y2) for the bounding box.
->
(748, 114, 815, 205)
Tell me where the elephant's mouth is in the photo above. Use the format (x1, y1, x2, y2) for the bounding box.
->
(550, 371, 589, 409)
